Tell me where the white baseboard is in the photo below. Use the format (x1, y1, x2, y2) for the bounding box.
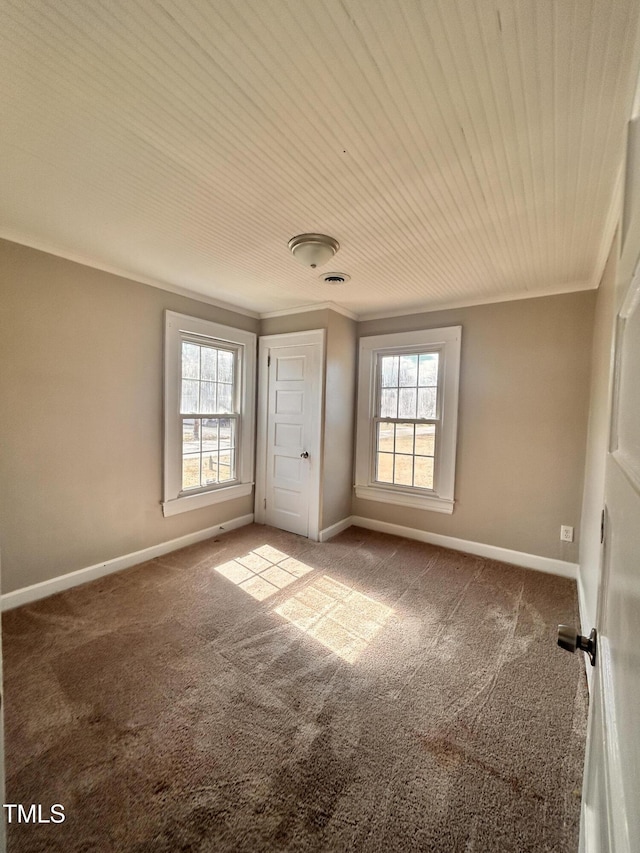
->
(350, 516, 579, 579)
(1, 513, 254, 611)
(4, 513, 577, 611)
(319, 516, 354, 542)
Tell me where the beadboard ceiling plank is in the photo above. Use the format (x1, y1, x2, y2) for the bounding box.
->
(1, 0, 639, 315)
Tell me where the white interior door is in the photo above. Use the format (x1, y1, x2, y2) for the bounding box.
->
(0, 548, 5, 853)
(580, 260, 640, 853)
(256, 331, 323, 539)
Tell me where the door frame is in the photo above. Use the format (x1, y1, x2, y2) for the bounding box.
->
(579, 245, 640, 853)
(254, 329, 325, 541)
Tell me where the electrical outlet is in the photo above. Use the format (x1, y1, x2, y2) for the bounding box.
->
(560, 525, 574, 543)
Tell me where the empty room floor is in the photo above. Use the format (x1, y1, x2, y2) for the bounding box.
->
(3, 525, 587, 852)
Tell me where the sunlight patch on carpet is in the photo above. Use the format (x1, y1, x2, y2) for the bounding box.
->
(213, 545, 313, 600)
(275, 576, 394, 663)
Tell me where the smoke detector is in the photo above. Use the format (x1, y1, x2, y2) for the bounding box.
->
(319, 272, 350, 285)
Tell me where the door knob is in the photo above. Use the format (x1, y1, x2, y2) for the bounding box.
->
(300, 451, 309, 459)
(557, 625, 597, 667)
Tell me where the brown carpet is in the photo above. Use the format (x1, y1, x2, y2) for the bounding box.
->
(3, 524, 587, 852)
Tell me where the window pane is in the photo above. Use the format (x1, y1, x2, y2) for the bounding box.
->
(380, 355, 399, 387)
(394, 423, 415, 455)
(201, 347, 217, 381)
(219, 450, 233, 482)
(417, 387, 437, 419)
(415, 424, 436, 456)
(393, 455, 414, 486)
(182, 342, 200, 379)
(219, 419, 235, 448)
(202, 421, 219, 451)
(203, 452, 218, 485)
(182, 418, 200, 454)
(398, 387, 417, 418)
(414, 456, 434, 489)
(182, 453, 201, 490)
(181, 380, 199, 414)
(218, 350, 234, 383)
(218, 383, 233, 413)
(200, 381, 216, 413)
(380, 389, 398, 418)
(418, 353, 439, 386)
(377, 422, 395, 452)
(376, 453, 394, 483)
(399, 354, 418, 387)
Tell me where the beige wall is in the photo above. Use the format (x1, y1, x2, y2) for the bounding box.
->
(0, 240, 259, 594)
(260, 309, 330, 337)
(322, 311, 357, 530)
(356, 291, 596, 562)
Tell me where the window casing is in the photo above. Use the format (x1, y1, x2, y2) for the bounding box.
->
(163, 312, 256, 517)
(355, 327, 461, 514)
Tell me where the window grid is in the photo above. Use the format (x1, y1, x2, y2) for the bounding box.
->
(374, 350, 440, 491)
(180, 340, 236, 417)
(182, 417, 237, 491)
(180, 339, 239, 492)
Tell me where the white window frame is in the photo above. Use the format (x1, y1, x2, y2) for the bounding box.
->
(163, 311, 256, 517)
(355, 326, 461, 514)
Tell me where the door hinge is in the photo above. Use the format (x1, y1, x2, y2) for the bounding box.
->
(267, 355, 271, 367)
(263, 498, 266, 509)
(600, 509, 606, 544)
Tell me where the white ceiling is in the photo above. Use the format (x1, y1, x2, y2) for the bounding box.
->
(2, 1, 640, 319)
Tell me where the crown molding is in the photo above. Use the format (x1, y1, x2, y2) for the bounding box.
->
(0, 231, 260, 319)
(259, 301, 358, 321)
(2, 232, 598, 325)
(357, 280, 595, 322)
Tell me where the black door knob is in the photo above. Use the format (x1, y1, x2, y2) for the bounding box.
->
(557, 625, 597, 666)
(300, 451, 309, 459)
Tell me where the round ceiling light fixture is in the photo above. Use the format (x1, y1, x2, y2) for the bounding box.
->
(288, 233, 339, 268)
(319, 272, 350, 285)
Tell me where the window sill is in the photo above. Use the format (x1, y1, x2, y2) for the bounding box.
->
(162, 482, 253, 517)
(354, 484, 454, 514)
